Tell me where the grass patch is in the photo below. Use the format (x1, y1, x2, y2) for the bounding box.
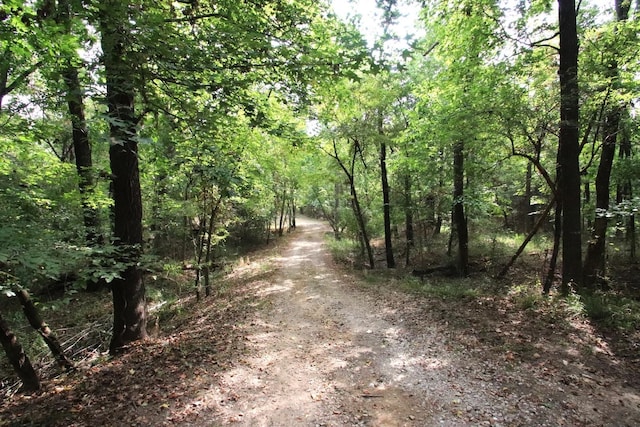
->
(326, 237, 360, 265)
(404, 276, 480, 300)
(471, 228, 551, 260)
(582, 292, 640, 330)
(509, 283, 545, 311)
(560, 290, 640, 331)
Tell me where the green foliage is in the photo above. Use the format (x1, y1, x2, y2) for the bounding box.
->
(560, 288, 640, 331)
(325, 237, 360, 265)
(405, 277, 480, 301)
(509, 284, 545, 311)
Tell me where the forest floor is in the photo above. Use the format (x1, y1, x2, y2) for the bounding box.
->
(1, 216, 640, 426)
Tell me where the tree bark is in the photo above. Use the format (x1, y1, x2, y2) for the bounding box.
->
(278, 190, 287, 236)
(452, 140, 469, 277)
(99, 1, 147, 353)
(56, 0, 102, 250)
(544, 198, 562, 294)
(204, 195, 223, 297)
(63, 67, 101, 242)
(583, 109, 619, 286)
(380, 138, 395, 268)
(558, 0, 582, 289)
(0, 312, 40, 392)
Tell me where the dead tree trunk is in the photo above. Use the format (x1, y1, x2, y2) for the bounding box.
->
(0, 312, 40, 392)
(498, 195, 555, 279)
(17, 289, 74, 371)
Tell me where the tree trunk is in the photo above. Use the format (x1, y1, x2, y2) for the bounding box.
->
(404, 174, 414, 267)
(544, 199, 562, 294)
(583, 109, 618, 286)
(524, 162, 533, 233)
(614, 0, 634, 258)
(17, 289, 74, 371)
(0, 312, 40, 392)
(326, 138, 374, 269)
(380, 139, 395, 268)
(333, 182, 341, 239)
(629, 206, 636, 260)
(584, 0, 631, 285)
(99, 1, 147, 353)
(278, 191, 287, 236)
(558, 0, 583, 289)
(194, 208, 207, 301)
(204, 195, 223, 298)
(452, 140, 469, 277)
(350, 176, 375, 269)
(57, 0, 100, 245)
(63, 66, 105, 293)
(56, 0, 104, 291)
(434, 154, 444, 236)
(63, 68, 100, 238)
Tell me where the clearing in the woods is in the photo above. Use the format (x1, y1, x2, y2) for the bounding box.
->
(1, 216, 639, 426)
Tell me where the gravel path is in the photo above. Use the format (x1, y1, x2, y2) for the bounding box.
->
(201, 216, 640, 426)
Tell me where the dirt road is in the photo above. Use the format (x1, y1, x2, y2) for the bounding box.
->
(202, 216, 640, 426)
(208, 217, 435, 426)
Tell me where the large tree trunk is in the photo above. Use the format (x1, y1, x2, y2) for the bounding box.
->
(56, 0, 101, 248)
(380, 139, 395, 268)
(63, 66, 101, 243)
(0, 312, 40, 392)
(583, 109, 619, 286)
(558, 0, 583, 289)
(99, 1, 147, 353)
(452, 140, 469, 277)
